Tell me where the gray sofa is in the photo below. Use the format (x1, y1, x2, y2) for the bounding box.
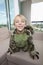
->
(0, 27, 10, 65)
(0, 27, 43, 65)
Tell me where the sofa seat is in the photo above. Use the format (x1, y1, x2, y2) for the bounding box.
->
(0, 53, 7, 65)
(7, 51, 40, 65)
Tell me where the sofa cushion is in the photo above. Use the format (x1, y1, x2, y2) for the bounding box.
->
(0, 38, 10, 58)
(0, 27, 10, 57)
(33, 32, 43, 40)
(0, 27, 10, 41)
(0, 27, 10, 55)
(7, 52, 40, 65)
(0, 27, 10, 65)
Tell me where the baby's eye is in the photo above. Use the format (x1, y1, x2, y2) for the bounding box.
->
(16, 21, 19, 23)
(21, 20, 25, 23)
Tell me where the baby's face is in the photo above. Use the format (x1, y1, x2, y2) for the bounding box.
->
(14, 16, 26, 31)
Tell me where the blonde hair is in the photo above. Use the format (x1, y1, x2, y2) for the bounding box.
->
(13, 14, 27, 25)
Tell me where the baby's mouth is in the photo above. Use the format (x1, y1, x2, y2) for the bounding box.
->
(18, 26, 23, 28)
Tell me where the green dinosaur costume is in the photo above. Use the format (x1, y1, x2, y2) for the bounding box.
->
(7, 25, 39, 59)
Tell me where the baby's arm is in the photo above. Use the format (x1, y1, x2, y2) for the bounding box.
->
(7, 34, 16, 54)
(25, 25, 39, 59)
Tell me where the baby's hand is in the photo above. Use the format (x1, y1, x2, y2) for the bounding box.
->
(30, 51, 39, 59)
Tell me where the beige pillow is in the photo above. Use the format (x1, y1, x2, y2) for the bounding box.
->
(0, 27, 10, 41)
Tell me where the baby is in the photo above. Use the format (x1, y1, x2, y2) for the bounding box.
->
(7, 14, 39, 59)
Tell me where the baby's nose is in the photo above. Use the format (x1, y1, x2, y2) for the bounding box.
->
(19, 22, 22, 25)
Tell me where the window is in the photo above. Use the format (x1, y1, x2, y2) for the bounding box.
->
(9, 0, 20, 30)
(0, 0, 7, 28)
(31, 2, 43, 32)
(0, 0, 20, 30)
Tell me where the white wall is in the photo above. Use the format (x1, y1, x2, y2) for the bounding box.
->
(20, 0, 31, 25)
(32, 0, 43, 3)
